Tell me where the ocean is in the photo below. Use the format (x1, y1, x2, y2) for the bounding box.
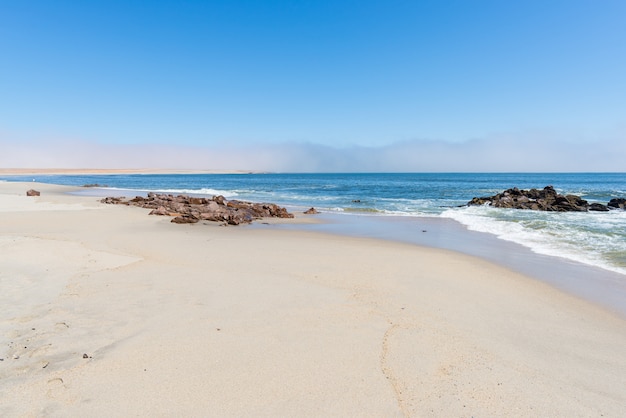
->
(4, 172, 626, 278)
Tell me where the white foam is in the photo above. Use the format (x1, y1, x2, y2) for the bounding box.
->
(102, 187, 238, 198)
(154, 188, 238, 198)
(441, 206, 626, 276)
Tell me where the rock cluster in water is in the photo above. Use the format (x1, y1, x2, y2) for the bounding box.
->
(467, 185, 626, 212)
(101, 193, 294, 225)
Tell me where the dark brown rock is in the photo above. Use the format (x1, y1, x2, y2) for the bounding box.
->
(589, 203, 609, 212)
(608, 198, 626, 210)
(304, 207, 319, 214)
(467, 186, 616, 213)
(26, 189, 40, 196)
(149, 206, 169, 216)
(101, 196, 127, 205)
(101, 193, 293, 225)
(189, 197, 207, 205)
(171, 215, 199, 224)
(199, 212, 227, 222)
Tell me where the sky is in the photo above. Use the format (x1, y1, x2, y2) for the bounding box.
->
(1, 0, 625, 172)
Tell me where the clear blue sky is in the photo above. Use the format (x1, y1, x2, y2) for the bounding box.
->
(1, 0, 625, 171)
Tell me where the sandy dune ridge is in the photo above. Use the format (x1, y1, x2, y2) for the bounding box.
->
(0, 168, 255, 176)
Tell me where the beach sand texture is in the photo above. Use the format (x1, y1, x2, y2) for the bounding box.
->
(1, 181, 626, 417)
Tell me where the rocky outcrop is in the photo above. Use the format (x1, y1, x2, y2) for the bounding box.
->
(467, 186, 624, 212)
(101, 193, 294, 225)
(608, 198, 626, 210)
(26, 189, 40, 196)
(588, 203, 610, 212)
(304, 207, 319, 214)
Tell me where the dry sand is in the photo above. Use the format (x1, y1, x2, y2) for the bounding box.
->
(1, 181, 625, 417)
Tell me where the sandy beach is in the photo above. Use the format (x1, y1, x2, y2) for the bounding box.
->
(1, 181, 626, 417)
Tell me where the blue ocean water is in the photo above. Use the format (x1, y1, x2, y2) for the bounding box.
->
(4, 172, 626, 276)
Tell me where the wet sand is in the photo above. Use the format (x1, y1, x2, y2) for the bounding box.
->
(265, 212, 626, 318)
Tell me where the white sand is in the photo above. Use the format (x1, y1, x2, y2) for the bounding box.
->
(1, 181, 625, 417)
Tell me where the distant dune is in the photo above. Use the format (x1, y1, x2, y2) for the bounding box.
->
(0, 168, 259, 175)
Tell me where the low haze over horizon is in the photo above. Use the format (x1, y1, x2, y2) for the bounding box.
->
(1, 1, 625, 172)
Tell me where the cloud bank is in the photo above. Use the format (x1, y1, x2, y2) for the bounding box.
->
(1, 134, 624, 172)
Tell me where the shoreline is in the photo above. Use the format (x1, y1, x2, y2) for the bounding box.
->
(2, 181, 626, 415)
(5, 177, 626, 316)
(6, 177, 626, 317)
(0, 168, 263, 176)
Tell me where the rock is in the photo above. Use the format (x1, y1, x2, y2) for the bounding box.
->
(467, 186, 624, 213)
(171, 215, 199, 224)
(189, 197, 207, 205)
(148, 206, 169, 216)
(588, 203, 609, 212)
(608, 198, 626, 210)
(304, 207, 319, 214)
(101, 196, 128, 205)
(102, 193, 294, 225)
(199, 212, 227, 222)
(26, 189, 40, 196)
(551, 195, 588, 212)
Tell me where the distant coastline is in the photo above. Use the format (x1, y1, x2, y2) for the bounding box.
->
(0, 168, 261, 176)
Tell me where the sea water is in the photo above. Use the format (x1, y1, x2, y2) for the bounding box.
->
(4, 172, 626, 277)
